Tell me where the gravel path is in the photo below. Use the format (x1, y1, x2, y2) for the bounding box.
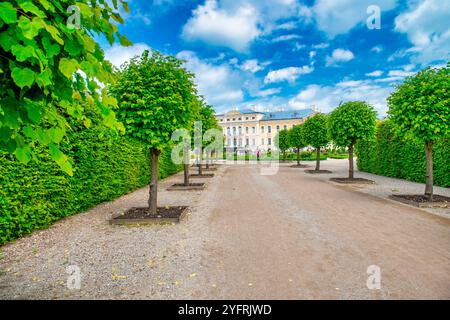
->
(0, 159, 449, 299)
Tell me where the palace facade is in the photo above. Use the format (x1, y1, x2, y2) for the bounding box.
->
(216, 108, 316, 153)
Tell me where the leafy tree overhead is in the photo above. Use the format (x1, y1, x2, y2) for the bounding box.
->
(110, 50, 196, 215)
(0, 0, 132, 175)
(329, 101, 377, 179)
(388, 63, 450, 200)
(289, 125, 306, 166)
(275, 129, 290, 161)
(303, 113, 330, 171)
(199, 102, 219, 171)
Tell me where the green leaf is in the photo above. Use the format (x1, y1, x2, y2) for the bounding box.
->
(35, 68, 52, 87)
(11, 67, 35, 88)
(11, 44, 36, 62)
(18, 16, 43, 40)
(44, 24, 63, 45)
(18, 1, 46, 18)
(15, 146, 31, 164)
(59, 58, 78, 79)
(0, 2, 17, 23)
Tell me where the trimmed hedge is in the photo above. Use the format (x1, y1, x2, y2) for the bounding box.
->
(0, 123, 182, 245)
(356, 120, 450, 187)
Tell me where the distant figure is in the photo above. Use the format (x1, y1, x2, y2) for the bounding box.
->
(256, 149, 261, 162)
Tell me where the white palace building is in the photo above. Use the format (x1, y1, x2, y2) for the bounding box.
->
(215, 107, 316, 154)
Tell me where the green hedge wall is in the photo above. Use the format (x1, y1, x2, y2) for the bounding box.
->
(0, 124, 182, 245)
(356, 120, 450, 187)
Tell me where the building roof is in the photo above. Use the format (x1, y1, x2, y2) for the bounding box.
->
(216, 108, 315, 120)
(260, 108, 314, 121)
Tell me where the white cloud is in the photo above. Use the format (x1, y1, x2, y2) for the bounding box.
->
(240, 59, 270, 73)
(288, 80, 393, 116)
(177, 50, 244, 108)
(104, 43, 151, 68)
(182, 0, 261, 52)
(312, 43, 329, 49)
(264, 66, 314, 84)
(366, 70, 383, 77)
(371, 45, 383, 53)
(253, 88, 282, 97)
(387, 70, 415, 77)
(325, 49, 354, 66)
(272, 34, 302, 43)
(312, 0, 398, 38)
(394, 0, 450, 65)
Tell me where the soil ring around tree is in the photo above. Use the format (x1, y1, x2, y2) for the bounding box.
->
(389, 194, 450, 208)
(329, 177, 375, 184)
(109, 206, 188, 225)
(290, 164, 310, 168)
(202, 168, 218, 172)
(305, 169, 333, 174)
(190, 174, 215, 178)
(167, 183, 205, 191)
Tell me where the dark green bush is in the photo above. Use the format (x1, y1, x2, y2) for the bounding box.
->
(0, 122, 182, 245)
(357, 120, 449, 187)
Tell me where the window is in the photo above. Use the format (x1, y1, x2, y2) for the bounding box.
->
(268, 126, 272, 133)
(233, 127, 236, 135)
(276, 125, 280, 132)
(232, 118, 236, 121)
(252, 138, 255, 146)
(238, 126, 242, 135)
(227, 139, 231, 146)
(246, 117, 249, 120)
(252, 116, 255, 120)
(252, 127, 255, 134)
(238, 118, 242, 121)
(268, 138, 272, 146)
(227, 127, 231, 135)
(261, 126, 265, 134)
(238, 139, 242, 146)
(261, 138, 264, 145)
(246, 138, 249, 146)
(246, 127, 249, 134)
(284, 125, 287, 130)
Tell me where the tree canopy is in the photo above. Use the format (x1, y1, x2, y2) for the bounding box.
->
(0, 0, 131, 175)
(329, 101, 377, 147)
(110, 50, 196, 151)
(289, 124, 306, 150)
(303, 113, 330, 149)
(275, 129, 290, 158)
(387, 63, 449, 143)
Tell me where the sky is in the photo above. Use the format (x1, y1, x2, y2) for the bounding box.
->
(101, 0, 450, 117)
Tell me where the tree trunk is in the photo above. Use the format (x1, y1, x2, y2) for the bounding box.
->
(183, 143, 190, 186)
(348, 144, 354, 179)
(206, 151, 210, 169)
(148, 149, 160, 215)
(297, 149, 300, 166)
(425, 141, 434, 201)
(198, 147, 203, 176)
(315, 147, 321, 171)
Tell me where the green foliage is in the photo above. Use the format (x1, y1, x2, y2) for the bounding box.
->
(0, 116, 182, 245)
(111, 50, 196, 152)
(289, 124, 306, 149)
(388, 63, 450, 143)
(0, 0, 131, 174)
(329, 101, 377, 147)
(357, 120, 449, 187)
(303, 113, 330, 148)
(275, 129, 291, 154)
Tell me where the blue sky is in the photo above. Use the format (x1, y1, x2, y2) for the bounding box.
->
(101, 0, 449, 116)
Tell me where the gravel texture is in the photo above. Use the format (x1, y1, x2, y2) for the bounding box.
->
(0, 159, 449, 299)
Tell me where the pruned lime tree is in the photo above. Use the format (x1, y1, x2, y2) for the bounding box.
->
(275, 129, 290, 161)
(0, 0, 131, 175)
(329, 101, 377, 179)
(289, 125, 306, 166)
(388, 64, 450, 201)
(196, 103, 218, 175)
(110, 50, 196, 215)
(303, 113, 330, 171)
